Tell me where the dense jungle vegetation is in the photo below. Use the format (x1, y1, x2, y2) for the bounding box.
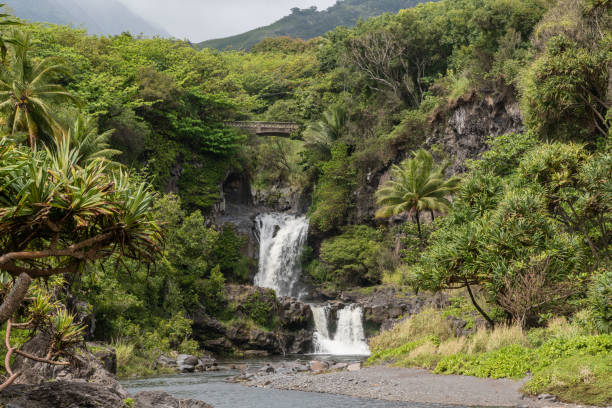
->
(0, 0, 610, 403)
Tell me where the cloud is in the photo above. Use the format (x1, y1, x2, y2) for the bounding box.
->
(117, 0, 338, 42)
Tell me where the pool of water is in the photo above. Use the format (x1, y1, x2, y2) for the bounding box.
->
(122, 357, 473, 408)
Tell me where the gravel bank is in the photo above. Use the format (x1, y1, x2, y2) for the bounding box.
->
(245, 366, 578, 407)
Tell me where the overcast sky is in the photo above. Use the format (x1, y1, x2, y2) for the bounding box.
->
(117, 0, 338, 42)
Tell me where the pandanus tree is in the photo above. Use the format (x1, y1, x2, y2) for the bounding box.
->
(303, 104, 347, 157)
(375, 149, 460, 248)
(0, 31, 79, 149)
(0, 136, 161, 388)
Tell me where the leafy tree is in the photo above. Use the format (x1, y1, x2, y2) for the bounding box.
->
(311, 225, 393, 286)
(0, 31, 78, 148)
(309, 143, 356, 233)
(375, 149, 460, 247)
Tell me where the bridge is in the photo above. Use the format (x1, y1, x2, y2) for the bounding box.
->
(225, 121, 300, 138)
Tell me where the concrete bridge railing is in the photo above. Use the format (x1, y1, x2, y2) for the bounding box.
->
(225, 121, 300, 138)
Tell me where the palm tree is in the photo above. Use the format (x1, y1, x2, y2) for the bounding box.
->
(59, 113, 121, 167)
(375, 149, 461, 247)
(303, 104, 347, 157)
(0, 4, 21, 61)
(0, 31, 79, 149)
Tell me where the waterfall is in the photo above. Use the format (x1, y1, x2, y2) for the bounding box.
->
(311, 304, 370, 355)
(254, 213, 309, 298)
(254, 212, 370, 356)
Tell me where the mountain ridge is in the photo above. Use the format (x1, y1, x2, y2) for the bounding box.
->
(198, 0, 433, 51)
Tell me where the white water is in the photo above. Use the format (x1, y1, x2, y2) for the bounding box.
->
(254, 213, 309, 298)
(254, 212, 370, 355)
(311, 304, 370, 355)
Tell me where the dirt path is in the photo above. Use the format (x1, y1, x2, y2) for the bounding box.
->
(246, 366, 573, 407)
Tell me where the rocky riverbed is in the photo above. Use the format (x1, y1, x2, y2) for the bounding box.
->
(243, 365, 592, 408)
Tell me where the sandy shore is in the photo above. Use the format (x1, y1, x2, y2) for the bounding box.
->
(245, 366, 586, 407)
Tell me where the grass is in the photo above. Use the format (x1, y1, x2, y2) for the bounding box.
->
(367, 307, 612, 406)
(111, 339, 176, 379)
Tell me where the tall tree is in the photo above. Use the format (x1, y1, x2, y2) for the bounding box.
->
(375, 149, 460, 247)
(0, 31, 78, 149)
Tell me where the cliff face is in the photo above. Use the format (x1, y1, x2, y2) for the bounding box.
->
(350, 86, 524, 225)
(426, 86, 524, 174)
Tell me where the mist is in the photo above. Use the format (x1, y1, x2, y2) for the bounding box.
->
(117, 0, 338, 42)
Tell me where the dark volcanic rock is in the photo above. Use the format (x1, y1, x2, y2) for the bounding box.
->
(0, 381, 127, 408)
(338, 286, 450, 336)
(427, 86, 523, 174)
(133, 390, 212, 407)
(12, 335, 127, 398)
(278, 296, 313, 330)
(194, 285, 314, 354)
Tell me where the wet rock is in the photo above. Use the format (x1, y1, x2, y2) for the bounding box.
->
(133, 390, 213, 407)
(347, 362, 362, 371)
(278, 296, 314, 330)
(331, 362, 348, 370)
(284, 329, 313, 354)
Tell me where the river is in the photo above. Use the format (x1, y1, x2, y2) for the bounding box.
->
(122, 368, 469, 408)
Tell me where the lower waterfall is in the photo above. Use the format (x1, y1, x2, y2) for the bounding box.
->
(254, 212, 370, 355)
(311, 304, 370, 355)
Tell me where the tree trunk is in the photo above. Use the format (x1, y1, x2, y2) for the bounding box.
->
(0, 273, 32, 325)
(415, 210, 423, 250)
(465, 280, 495, 327)
(429, 210, 435, 222)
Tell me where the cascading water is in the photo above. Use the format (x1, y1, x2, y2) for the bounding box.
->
(311, 305, 370, 355)
(254, 212, 370, 355)
(254, 213, 309, 298)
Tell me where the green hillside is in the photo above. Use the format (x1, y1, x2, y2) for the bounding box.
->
(198, 0, 432, 50)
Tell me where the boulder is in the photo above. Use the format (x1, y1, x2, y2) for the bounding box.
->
(347, 362, 362, 371)
(12, 334, 128, 399)
(133, 391, 213, 408)
(0, 381, 127, 408)
(278, 296, 313, 330)
(176, 354, 199, 366)
(156, 354, 177, 368)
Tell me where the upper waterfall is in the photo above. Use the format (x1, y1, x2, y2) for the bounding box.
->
(254, 213, 309, 298)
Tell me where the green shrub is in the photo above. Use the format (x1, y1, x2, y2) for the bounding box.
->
(312, 225, 393, 286)
(241, 290, 277, 329)
(524, 354, 612, 406)
(587, 269, 612, 334)
(309, 143, 356, 233)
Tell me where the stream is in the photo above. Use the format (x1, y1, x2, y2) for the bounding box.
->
(122, 363, 462, 408)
